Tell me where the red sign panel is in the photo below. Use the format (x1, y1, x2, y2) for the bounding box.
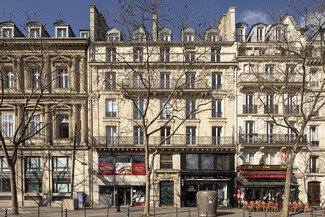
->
(132, 163, 146, 175)
(99, 163, 114, 175)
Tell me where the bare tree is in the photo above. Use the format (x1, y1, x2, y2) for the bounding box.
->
(239, 0, 324, 216)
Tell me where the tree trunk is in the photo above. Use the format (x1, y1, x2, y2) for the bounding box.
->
(9, 163, 18, 215)
(281, 150, 296, 217)
(144, 134, 151, 216)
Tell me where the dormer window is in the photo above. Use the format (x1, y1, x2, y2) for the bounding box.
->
(209, 35, 217, 42)
(81, 33, 88, 38)
(276, 27, 283, 41)
(2, 28, 13, 38)
(57, 28, 67, 38)
(134, 34, 145, 41)
(108, 35, 119, 42)
(257, 28, 263, 42)
(29, 28, 40, 38)
(161, 35, 170, 41)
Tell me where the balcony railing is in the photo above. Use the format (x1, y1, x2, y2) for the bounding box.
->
(238, 73, 302, 84)
(122, 79, 209, 90)
(310, 141, 319, 146)
(243, 105, 258, 114)
(239, 133, 307, 144)
(309, 168, 320, 173)
(264, 105, 279, 114)
(284, 105, 299, 114)
(92, 136, 234, 147)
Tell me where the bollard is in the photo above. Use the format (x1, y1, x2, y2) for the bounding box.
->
(126, 205, 129, 217)
(188, 210, 191, 217)
(106, 205, 110, 217)
(65, 209, 68, 217)
(4, 208, 7, 217)
(61, 203, 63, 217)
(249, 211, 251, 217)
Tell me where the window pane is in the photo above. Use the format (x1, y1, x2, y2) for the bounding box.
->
(201, 154, 214, 170)
(185, 154, 199, 169)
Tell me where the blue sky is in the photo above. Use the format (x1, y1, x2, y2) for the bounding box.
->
(1, 0, 290, 36)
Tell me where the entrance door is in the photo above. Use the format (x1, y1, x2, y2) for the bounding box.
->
(117, 187, 131, 206)
(160, 181, 174, 206)
(308, 182, 320, 206)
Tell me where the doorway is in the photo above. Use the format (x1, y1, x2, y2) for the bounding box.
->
(160, 181, 174, 206)
(308, 182, 320, 206)
(117, 186, 131, 206)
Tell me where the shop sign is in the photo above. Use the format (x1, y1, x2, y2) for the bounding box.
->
(99, 163, 114, 175)
(132, 163, 146, 175)
(115, 162, 132, 175)
(237, 165, 287, 171)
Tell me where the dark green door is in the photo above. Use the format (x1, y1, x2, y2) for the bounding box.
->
(160, 181, 174, 206)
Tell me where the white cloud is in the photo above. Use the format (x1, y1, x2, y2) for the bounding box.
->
(240, 10, 269, 26)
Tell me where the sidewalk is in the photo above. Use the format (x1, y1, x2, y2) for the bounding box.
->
(1, 206, 324, 217)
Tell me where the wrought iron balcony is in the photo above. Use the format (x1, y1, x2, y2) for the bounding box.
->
(92, 136, 234, 147)
(122, 79, 209, 90)
(239, 133, 307, 145)
(243, 105, 257, 114)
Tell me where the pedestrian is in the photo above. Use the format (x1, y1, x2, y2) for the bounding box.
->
(115, 190, 120, 212)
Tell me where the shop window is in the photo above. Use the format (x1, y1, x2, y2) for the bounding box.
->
(53, 178, 70, 193)
(201, 154, 214, 170)
(53, 157, 70, 172)
(185, 154, 199, 169)
(99, 155, 114, 175)
(160, 154, 173, 169)
(26, 157, 42, 172)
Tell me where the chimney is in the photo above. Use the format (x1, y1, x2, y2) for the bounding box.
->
(152, 12, 158, 41)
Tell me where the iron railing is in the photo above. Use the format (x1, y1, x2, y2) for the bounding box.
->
(243, 105, 258, 114)
(239, 133, 307, 144)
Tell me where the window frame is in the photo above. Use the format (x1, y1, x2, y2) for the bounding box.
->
(105, 99, 117, 118)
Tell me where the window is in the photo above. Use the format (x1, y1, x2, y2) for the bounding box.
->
(309, 70, 319, 87)
(212, 127, 222, 145)
(185, 73, 195, 89)
(0, 178, 10, 192)
(212, 73, 222, 90)
(265, 65, 274, 74)
(30, 28, 40, 38)
(186, 100, 196, 119)
(133, 74, 144, 88)
(160, 127, 171, 145)
(57, 28, 67, 38)
(185, 154, 199, 169)
(216, 154, 232, 171)
(310, 126, 318, 146)
(133, 48, 143, 62)
(160, 154, 173, 169)
(160, 100, 171, 119)
(81, 33, 88, 38)
(105, 73, 116, 90)
(107, 48, 117, 62)
(105, 99, 117, 117)
(26, 179, 42, 193)
(266, 122, 274, 143)
(185, 51, 195, 62)
(133, 100, 144, 119)
(0, 157, 8, 171)
(244, 94, 256, 114)
(57, 115, 69, 138)
(245, 121, 254, 143)
(2, 114, 14, 137)
(4, 71, 14, 88)
(257, 28, 263, 41)
(244, 64, 251, 73)
(160, 35, 170, 41)
(243, 153, 255, 165)
(29, 114, 41, 138)
(31, 71, 41, 88)
(265, 94, 277, 114)
(285, 94, 298, 114)
(160, 73, 170, 89)
(186, 127, 196, 145)
(264, 152, 275, 165)
(185, 35, 193, 42)
(134, 127, 143, 145)
(134, 34, 145, 41)
(106, 126, 117, 145)
(58, 69, 68, 88)
(160, 48, 170, 62)
(2, 28, 13, 38)
(201, 154, 214, 170)
(26, 157, 42, 172)
(212, 100, 222, 118)
(276, 27, 283, 41)
(209, 35, 217, 42)
(108, 34, 119, 42)
(53, 157, 70, 172)
(310, 156, 318, 173)
(98, 155, 114, 175)
(53, 178, 70, 193)
(211, 48, 220, 62)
